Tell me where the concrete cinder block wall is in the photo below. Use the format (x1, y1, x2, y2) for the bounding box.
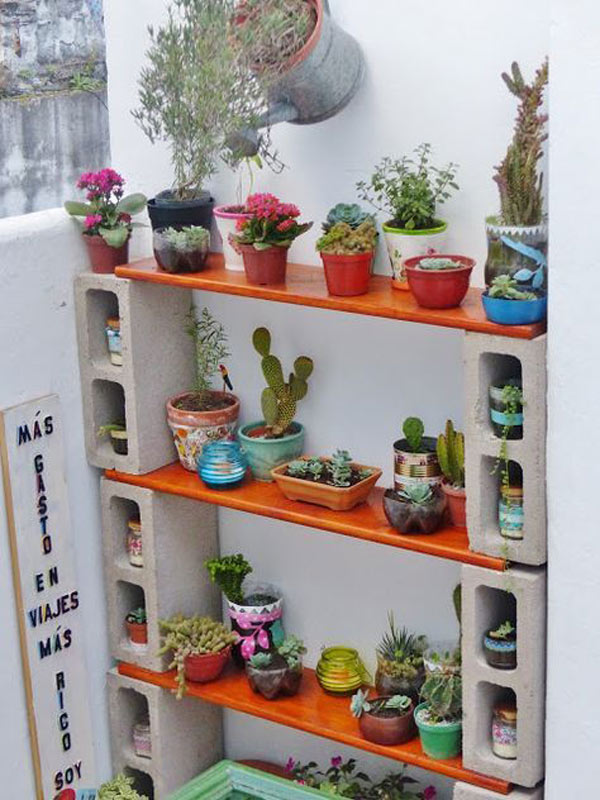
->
(454, 781, 543, 799)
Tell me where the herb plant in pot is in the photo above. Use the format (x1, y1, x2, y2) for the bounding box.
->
(437, 420, 466, 527)
(97, 423, 128, 456)
(483, 621, 517, 670)
(375, 612, 427, 703)
(239, 327, 313, 481)
(315, 204, 377, 296)
(153, 226, 210, 273)
(482, 275, 547, 325)
(357, 144, 459, 289)
(166, 307, 240, 471)
(404, 255, 475, 309)
(383, 484, 446, 535)
(393, 417, 441, 493)
(351, 689, 415, 746)
(246, 635, 306, 700)
(415, 643, 462, 759)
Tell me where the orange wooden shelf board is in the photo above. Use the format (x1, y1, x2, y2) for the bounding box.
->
(118, 662, 512, 794)
(115, 255, 545, 340)
(105, 462, 506, 571)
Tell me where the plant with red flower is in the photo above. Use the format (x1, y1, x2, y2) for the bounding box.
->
(233, 192, 312, 250)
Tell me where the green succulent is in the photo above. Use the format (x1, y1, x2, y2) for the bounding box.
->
(350, 689, 411, 718)
(308, 459, 324, 480)
(97, 422, 126, 438)
(488, 275, 537, 300)
(249, 652, 273, 669)
(127, 607, 146, 624)
(377, 612, 427, 680)
(489, 621, 516, 640)
(316, 220, 378, 255)
(163, 225, 210, 251)
(98, 774, 148, 800)
(322, 203, 374, 232)
(418, 257, 461, 271)
(204, 554, 252, 605)
(278, 635, 306, 669)
(397, 484, 434, 505)
(437, 420, 465, 488)
(420, 669, 462, 723)
(329, 449, 353, 487)
(287, 460, 309, 478)
(402, 417, 425, 452)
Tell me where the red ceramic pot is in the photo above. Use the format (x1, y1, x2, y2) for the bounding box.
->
(84, 234, 129, 274)
(321, 251, 373, 296)
(405, 254, 475, 309)
(184, 646, 232, 683)
(441, 480, 467, 527)
(358, 699, 416, 745)
(126, 620, 148, 645)
(239, 244, 289, 285)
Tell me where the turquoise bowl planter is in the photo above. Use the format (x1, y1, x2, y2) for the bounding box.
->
(238, 421, 305, 482)
(414, 702, 462, 759)
(481, 292, 547, 325)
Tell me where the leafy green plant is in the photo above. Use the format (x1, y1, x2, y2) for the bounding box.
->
(357, 144, 459, 230)
(376, 612, 427, 682)
(163, 225, 210, 252)
(322, 203, 375, 233)
(488, 275, 538, 300)
(419, 668, 462, 723)
(204, 553, 252, 604)
(396, 484, 434, 506)
(98, 774, 148, 800)
(316, 220, 378, 255)
(97, 423, 126, 438)
(252, 326, 313, 437)
(127, 607, 147, 625)
(351, 689, 411, 718)
(417, 257, 461, 271)
(278, 635, 306, 669)
(437, 420, 465, 489)
(489, 621, 516, 640)
(402, 417, 425, 452)
(185, 306, 230, 397)
(329, 449, 353, 487)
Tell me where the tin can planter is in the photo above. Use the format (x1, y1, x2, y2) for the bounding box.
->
(383, 488, 446, 535)
(240, 244, 289, 285)
(441, 481, 466, 528)
(404, 254, 475, 309)
(393, 437, 441, 493)
(227, 590, 285, 666)
(499, 487, 524, 540)
(246, 656, 303, 701)
(316, 647, 370, 695)
(415, 703, 462, 759)
(127, 518, 143, 567)
(184, 646, 232, 684)
(270, 459, 382, 511)
(383, 220, 447, 289)
(238, 422, 305, 482)
(214, 205, 252, 271)
(321, 251, 373, 296)
(197, 440, 248, 489)
(483, 628, 517, 670)
(482, 291, 547, 325)
(358, 698, 416, 746)
(485, 219, 547, 291)
(489, 379, 523, 439)
(132, 718, 151, 759)
(492, 698, 518, 759)
(105, 318, 122, 365)
(84, 234, 129, 274)
(110, 429, 128, 456)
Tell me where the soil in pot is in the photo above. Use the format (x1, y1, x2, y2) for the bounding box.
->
(483, 630, 517, 670)
(414, 703, 462, 759)
(358, 699, 416, 746)
(441, 481, 466, 528)
(383, 488, 446, 535)
(321, 252, 373, 296)
(184, 646, 232, 683)
(393, 437, 441, 493)
(404, 255, 475, 309)
(174, 392, 237, 413)
(147, 189, 214, 231)
(240, 244, 289, 285)
(84, 234, 129, 274)
(246, 654, 302, 700)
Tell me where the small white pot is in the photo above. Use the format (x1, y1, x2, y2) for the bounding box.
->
(383, 220, 448, 288)
(214, 205, 251, 271)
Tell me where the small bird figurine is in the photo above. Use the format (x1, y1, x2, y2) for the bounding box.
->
(219, 364, 233, 392)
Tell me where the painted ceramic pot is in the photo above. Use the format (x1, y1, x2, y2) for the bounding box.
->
(246, 656, 303, 701)
(239, 244, 289, 285)
(492, 699, 518, 759)
(489, 379, 523, 439)
(484, 219, 547, 291)
(499, 487, 524, 540)
(197, 440, 248, 488)
(132, 718, 152, 759)
(316, 647, 369, 695)
(126, 517, 143, 567)
(166, 391, 240, 471)
(184, 646, 232, 683)
(105, 317, 122, 365)
(358, 698, 416, 745)
(383, 220, 447, 289)
(238, 422, 305, 482)
(393, 437, 442, 493)
(227, 589, 285, 666)
(415, 702, 462, 759)
(441, 481, 466, 528)
(483, 630, 517, 670)
(84, 233, 129, 274)
(214, 205, 252, 271)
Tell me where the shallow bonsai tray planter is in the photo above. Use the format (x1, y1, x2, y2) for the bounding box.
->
(271, 460, 382, 510)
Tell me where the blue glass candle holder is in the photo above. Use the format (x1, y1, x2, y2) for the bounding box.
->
(197, 440, 248, 489)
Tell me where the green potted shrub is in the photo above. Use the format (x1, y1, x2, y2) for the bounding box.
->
(415, 645, 462, 759)
(383, 484, 446, 535)
(315, 218, 378, 297)
(375, 612, 427, 703)
(482, 274, 547, 325)
(483, 620, 517, 670)
(404, 255, 475, 309)
(98, 774, 148, 800)
(436, 420, 466, 527)
(393, 417, 441, 493)
(125, 607, 147, 648)
(153, 225, 211, 274)
(357, 144, 459, 288)
(246, 635, 306, 700)
(159, 614, 237, 697)
(97, 422, 128, 456)
(350, 689, 415, 746)
(166, 307, 240, 471)
(239, 326, 313, 481)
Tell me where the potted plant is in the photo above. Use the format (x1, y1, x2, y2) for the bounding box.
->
(375, 612, 427, 703)
(393, 417, 441, 493)
(98, 774, 148, 800)
(97, 423, 128, 456)
(483, 620, 517, 670)
(126, 607, 148, 647)
(232, 193, 312, 285)
(315, 218, 378, 297)
(357, 144, 459, 288)
(132, 717, 151, 759)
(153, 226, 210, 274)
(204, 554, 285, 664)
(350, 689, 415, 746)
(158, 614, 237, 698)
(404, 255, 475, 309)
(65, 169, 146, 273)
(246, 635, 306, 700)
(482, 275, 546, 325)
(485, 60, 548, 292)
(436, 420, 466, 527)
(271, 450, 381, 511)
(489, 378, 523, 440)
(105, 317, 122, 366)
(383, 484, 446, 535)
(167, 307, 240, 471)
(415, 644, 462, 760)
(239, 327, 313, 481)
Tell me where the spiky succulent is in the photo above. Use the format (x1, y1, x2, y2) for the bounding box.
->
(163, 225, 210, 252)
(204, 553, 252, 604)
(397, 484, 434, 505)
(489, 621, 516, 640)
(322, 203, 374, 232)
(316, 220, 378, 255)
(377, 612, 427, 680)
(488, 275, 537, 300)
(329, 449, 353, 487)
(437, 420, 465, 488)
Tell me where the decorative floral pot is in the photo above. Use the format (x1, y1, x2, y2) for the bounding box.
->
(383, 220, 447, 289)
(227, 591, 285, 665)
(489, 379, 523, 439)
(132, 719, 151, 759)
(246, 656, 303, 700)
(147, 190, 214, 231)
(126, 620, 148, 647)
(105, 317, 122, 365)
(483, 631, 517, 670)
(271, 459, 382, 511)
(415, 703, 462, 759)
(214, 205, 252, 271)
(84, 234, 129, 274)
(499, 487, 524, 540)
(184, 646, 232, 684)
(482, 292, 547, 325)
(358, 698, 416, 746)
(316, 647, 369, 695)
(375, 660, 425, 706)
(383, 487, 446, 535)
(126, 518, 143, 567)
(110, 429, 128, 456)
(166, 391, 240, 471)
(238, 421, 305, 482)
(492, 699, 518, 759)
(441, 481, 466, 528)
(239, 244, 289, 285)
(393, 437, 441, 493)
(153, 227, 209, 274)
(404, 255, 475, 309)
(320, 252, 373, 296)
(197, 440, 248, 489)
(484, 220, 547, 291)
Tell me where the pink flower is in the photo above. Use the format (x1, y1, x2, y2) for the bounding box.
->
(235, 217, 247, 231)
(119, 212, 132, 224)
(285, 757, 296, 773)
(84, 214, 102, 229)
(423, 786, 437, 799)
(276, 219, 295, 232)
(330, 756, 342, 768)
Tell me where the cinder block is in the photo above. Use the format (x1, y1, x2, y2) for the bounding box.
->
(101, 478, 220, 671)
(461, 563, 546, 787)
(464, 332, 547, 565)
(107, 668, 223, 799)
(74, 273, 195, 473)
(454, 781, 543, 799)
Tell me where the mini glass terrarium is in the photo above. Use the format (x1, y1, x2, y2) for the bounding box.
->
(375, 612, 427, 703)
(153, 225, 210, 273)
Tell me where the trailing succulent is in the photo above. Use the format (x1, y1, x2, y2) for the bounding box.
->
(488, 275, 537, 300)
(253, 326, 313, 437)
(162, 225, 210, 252)
(286, 451, 373, 487)
(437, 420, 465, 489)
(350, 688, 411, 718)
(316, 220, 378, 255)
(376, 612, 427, 682)
(204, 553, 253, 605)
(98, 774, 148, 800)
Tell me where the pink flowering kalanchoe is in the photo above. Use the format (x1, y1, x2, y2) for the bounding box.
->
(233, 192, 312, 251)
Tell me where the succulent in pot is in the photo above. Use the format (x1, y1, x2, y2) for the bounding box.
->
(383, 484, 446, 535)
(415, 649, 462, 760)
(239, 326, 313, 481)
(246, 635, 306, 700)
(483, 620, 517, 670)
(375, 612, 427, 703)
(393, 416, 441, 493)
(482, 275, 547, 325)
(436, 420, 466, 527)
(351, 689, 415, 746)
(489, 378, 523, 440)
(357, 144, 459, 288)
(153, 225, 210, 274)
(97, 773, 149, 800)
(315, 218, 378, 297)
(167, 307, 240, 471)
(404, 255, 475, 309)
(322, 202, 375, 232)
(126, 607, 148, 648)
(97, 422, 128, 456)
(158, 614, 237, 698)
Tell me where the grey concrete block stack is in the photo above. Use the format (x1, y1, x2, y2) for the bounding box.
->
(454, 782, 543, 800)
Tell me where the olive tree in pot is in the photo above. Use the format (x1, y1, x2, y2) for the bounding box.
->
(167, 307, 240, 471)
(246, 635, 306, 700)
(315, 206, 378, 297)
(436, 420, 466, 528)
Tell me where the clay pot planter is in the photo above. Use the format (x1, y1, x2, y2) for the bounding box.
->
(246, 655, 303, 701)
(441, 481, 466, 527)
(271, 459, 382, 511)
(184, 645, 232, 683)
(126, 618, 148, 647)
(226, 591, 285, 666)
(414, 703, 462, 760)
(383, 220, 447, 288)
(166, 391, 240, 471)
(214, 205, 252, 271)
(320, 252, 373, 296)
(404, 254, 475, 309)
(481, 291, 547, 325)
(358, 698, 416, 746)
(110, 429, 128, 456)
(393, 436, 441, 493)
(489, 379, 523, 439)
(84, 234, 129, 274)
(132, 718, 151, 759)
(238, 421, 305, 482)
(239, 244, 289, 285)
(483, 628, 517, 670)
(383, 487, 446, 535)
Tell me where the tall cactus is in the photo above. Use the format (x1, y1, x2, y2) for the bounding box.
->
(252, 327, 313, 437)
(437, 420, 465, 488)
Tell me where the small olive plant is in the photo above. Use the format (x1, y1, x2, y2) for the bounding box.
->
(401, 417, 426, 453)
(253, 326, 313, 437)
(437, 420, 465, 489)
(376, 612, 427, 683)
(489, 621, 516, 640)
(98, 774, 148, 800)
(316, 220, 378, 256)
(249, 635, 307, 670)
(286, 450, 373, 487)
(204, 553, 252, 605)
(186, 307, 230, 399)
(351, 689, 412, 718)
(163, 226, 210, 252)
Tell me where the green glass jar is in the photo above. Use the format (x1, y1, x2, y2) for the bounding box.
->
(316, 646, 370, 695)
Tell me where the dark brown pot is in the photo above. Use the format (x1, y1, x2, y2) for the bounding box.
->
(240, 244, 289, 285)
(358, 699, 416, 745)
(246, 657, 302, 700)
(84, 234, 129, 273)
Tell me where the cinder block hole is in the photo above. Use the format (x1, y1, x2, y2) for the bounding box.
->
(478, 353, 523, 436)
(124, 767, 154, 800)
(476, 682, 518, 761)
(86, 289, 119, 365)
(116, 580, 146, 643)
(117, 688, 150, 756)
(481, 456, 524, 548)
(92, 379, 127, 458)
(475, 586, 517, 668)
(110, 496, 142, 570)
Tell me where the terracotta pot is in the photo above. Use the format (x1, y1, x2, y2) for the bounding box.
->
(84, 234, 129, 274)
(166, 390, 240, 471)
(184, 646, 231, 683)
(271, 459, 381, 511)
(404, 254, 475, 309)
(126, 620, 147, 645)
(441, 481, 466, 527)
(239, 244, 289, 285)
(359, 700, 416, 746)
(320, 251, 373, 296)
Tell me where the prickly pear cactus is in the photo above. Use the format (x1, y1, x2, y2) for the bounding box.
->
(402, 417, 424, 452)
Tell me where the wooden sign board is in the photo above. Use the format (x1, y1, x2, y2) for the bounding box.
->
(0, 395, 97, 799)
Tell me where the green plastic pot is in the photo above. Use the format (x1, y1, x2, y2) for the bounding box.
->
(414, 702, 462, 759)
(238, 421, 305, 482)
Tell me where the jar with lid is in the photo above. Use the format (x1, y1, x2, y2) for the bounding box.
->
(492, 698, 517, 759)
(127, 517, 143, 567)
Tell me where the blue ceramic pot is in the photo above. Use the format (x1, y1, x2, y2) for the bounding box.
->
(481, 292, 547, 325)
(197, 440, 248, 489)
(238, 421, 305, 482)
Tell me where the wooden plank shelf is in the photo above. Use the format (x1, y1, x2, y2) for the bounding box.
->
(118, 662, 512, 794)
(115, 255, 545, 340)
(105, 462, 506, 571)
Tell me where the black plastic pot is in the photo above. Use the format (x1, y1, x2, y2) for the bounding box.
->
(147, 190, 214, 231)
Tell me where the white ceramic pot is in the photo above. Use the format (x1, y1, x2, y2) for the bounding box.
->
(382, 220, 448, 288)
(214, 205, 251, 271)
